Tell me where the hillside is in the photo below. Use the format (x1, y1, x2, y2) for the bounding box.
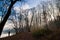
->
(0, 31, 60, 40)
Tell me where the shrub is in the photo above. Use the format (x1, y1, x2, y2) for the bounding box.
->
(49, 16, 60, 29)
(32, 28, 52, 38)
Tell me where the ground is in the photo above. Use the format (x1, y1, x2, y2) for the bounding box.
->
(0, 30, 60, 40)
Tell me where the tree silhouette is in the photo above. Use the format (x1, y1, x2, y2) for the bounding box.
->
(0, 0, 21, 35)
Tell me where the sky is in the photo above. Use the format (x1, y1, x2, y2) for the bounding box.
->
(13, 0, 52, 13)
(13, 0, 41, 13)
(14, 0, 41, 9)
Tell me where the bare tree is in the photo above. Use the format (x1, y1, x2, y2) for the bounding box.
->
(24, 12, 30, 32)
(42, 3, 48, 29)
(10, 16, 19, 34)
(0, 0, 21, 35)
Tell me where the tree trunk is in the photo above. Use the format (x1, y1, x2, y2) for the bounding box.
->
(0, 0, 18, 35)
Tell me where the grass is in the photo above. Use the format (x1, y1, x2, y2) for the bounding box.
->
(32, 28, 52, 38)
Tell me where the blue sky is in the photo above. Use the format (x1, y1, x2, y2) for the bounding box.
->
(24, 0, 41, 8)
(14, 0, 41, 8)
(0, 0, 52, 15)
(14, 0, 50, 9)
(13, 0, 52, 13)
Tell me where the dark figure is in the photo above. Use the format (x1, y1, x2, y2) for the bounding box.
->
(8, 31, 10, 36)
